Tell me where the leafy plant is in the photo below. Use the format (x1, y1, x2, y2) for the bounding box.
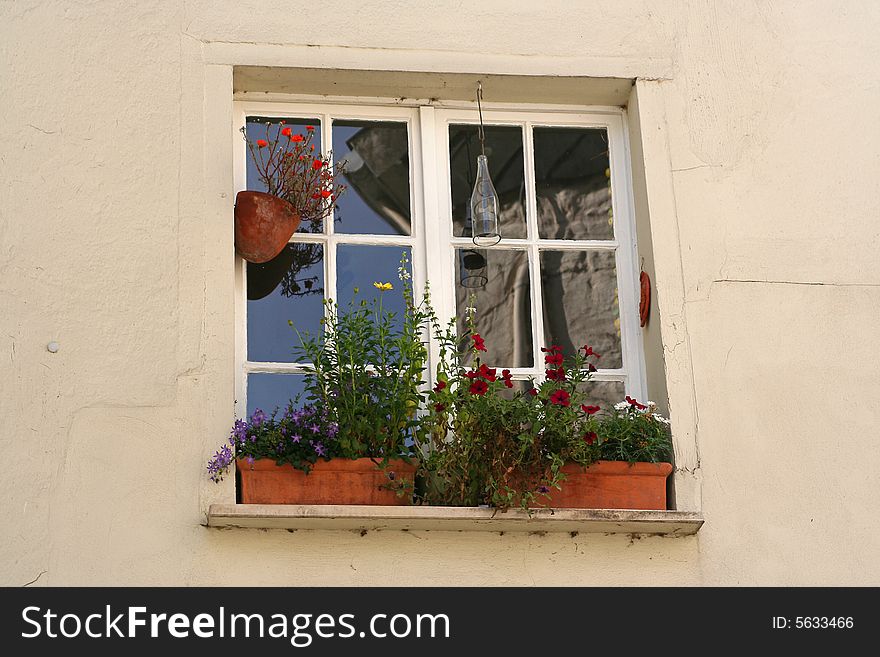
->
(291, 253, 432, 468)
(595, 397, 672, 463)
(416, 302, 604, 510)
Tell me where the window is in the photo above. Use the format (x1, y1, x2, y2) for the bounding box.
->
(234, 101, 646, 419)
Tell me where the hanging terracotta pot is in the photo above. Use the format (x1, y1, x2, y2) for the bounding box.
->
(234, 191, 301, 264)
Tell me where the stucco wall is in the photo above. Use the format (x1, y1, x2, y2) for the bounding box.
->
(2, 0, 879, 586)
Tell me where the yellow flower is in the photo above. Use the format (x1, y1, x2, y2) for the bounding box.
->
(373, 282, 393, 291)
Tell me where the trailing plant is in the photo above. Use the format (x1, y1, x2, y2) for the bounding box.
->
(206, 403, 339, 483)
(416, 302, 605, 510)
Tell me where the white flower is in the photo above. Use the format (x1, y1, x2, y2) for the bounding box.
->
(397, 265, 411, 281)
(652, 413, 671, 425)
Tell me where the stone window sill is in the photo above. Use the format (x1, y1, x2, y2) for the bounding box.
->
(207, 504, 703, 535)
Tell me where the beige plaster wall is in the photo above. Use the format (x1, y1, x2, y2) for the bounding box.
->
(1, 0, 878, 586)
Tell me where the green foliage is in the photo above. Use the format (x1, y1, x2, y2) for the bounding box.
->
(596, 400, 673, 463)
(291, 253, 430, 467)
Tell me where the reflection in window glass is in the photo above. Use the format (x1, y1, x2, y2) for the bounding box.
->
(575, 380, 627, 412)
(333, 121, 411, 236)
(336, 245, 412, 329)
(449, 124, 526, 239)
(247, 244, 324, 363)
(455, 249, 532, 368)
(534, 127, 613, 241)
(247, 373, 308, 417)
(541, 250, 622, 368)
(245, 117, 323, 234)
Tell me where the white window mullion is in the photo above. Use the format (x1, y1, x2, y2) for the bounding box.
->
(417, 106, 449, 384)
(523, 121, 546, 377)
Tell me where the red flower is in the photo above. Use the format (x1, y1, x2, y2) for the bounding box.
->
(434, 402, 446, 412)
(281, 127, 292, 137)
(306, 125, 315, 132)
(584, 431, 597, 445)
(581, 344, 600, 358)
(472, 334, 487, 352)
(285, 152, 295, 158)
(546, 367, 566, 381)
(291, 134, 304, 143)
(477, 363, 496, 382)
(528, 388, 538, 397)
(587, 363, 597, 373)
(433, 380, 447, 393)
(544, 352, 564, 366)
(625, 395, 647, 410)
(541, 345, 563, 353)
(501, 369, 513, 389)
(256, 139, 268, 148)
(581, 404, 600, 415)
(469, 380, 488, 396)
(311, 193, 321, 199)
(320, 189, 332, 198)
(312, 159, 323, 170)
(549, 389, 570, 406)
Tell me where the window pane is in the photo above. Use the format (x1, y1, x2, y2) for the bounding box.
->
(541, 250, 622, 368)
(245, 117, 323, 234)
(248, 244, 325, 362)
(455, 249, 533, 368)
(534, 127, 613, 240)
(575, 380, 626, 412)
(336, 245, 412, 328)
(246, 373, 308, 417)
(449, 124, 527, 240)
(333, 120, 411, 235)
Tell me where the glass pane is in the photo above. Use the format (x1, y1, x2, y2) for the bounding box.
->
(534, 127, 614, 240)
(541, 250, 622, 368)
(248, 244, 324, 362)
(455, 249, 532, 368)
(333, 120, 411, 235)
(336, 245, 412, 328)
(245, 117, 323, 234)
(575, 380, 626, 413)
(246, 373, 308, 418)
(449, 124, 527, 239)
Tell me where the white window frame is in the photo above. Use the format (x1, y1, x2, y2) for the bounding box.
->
(233, 99, 646, 419)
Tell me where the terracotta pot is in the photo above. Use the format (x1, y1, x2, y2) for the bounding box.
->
(234, 190, 301, 264)
(531, 460, 672, 510)
(237, 457, 416, 505)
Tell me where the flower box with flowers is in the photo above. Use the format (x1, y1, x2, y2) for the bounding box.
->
(417, 313, 674, 511)
(207, 255, 673, 510)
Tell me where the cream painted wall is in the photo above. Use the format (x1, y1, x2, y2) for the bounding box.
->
(2, 0, 879, 586)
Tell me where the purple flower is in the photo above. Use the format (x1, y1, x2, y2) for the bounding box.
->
(327, 423, 339, 438)
(206, 444, 234, 483)
(309, 424, 320, 434)
(245, 456, 255, 466)
(538, 485, 550, 494)
(230, 419, 249, 445)
(311, 440, 326, 457)
(291, 433, 301, 443)
(250, 409, 267, 427)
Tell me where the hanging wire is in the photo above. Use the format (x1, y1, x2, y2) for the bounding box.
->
(476, 81, 486, 157)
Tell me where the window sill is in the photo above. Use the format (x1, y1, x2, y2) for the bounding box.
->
(206, 504, 703, 535)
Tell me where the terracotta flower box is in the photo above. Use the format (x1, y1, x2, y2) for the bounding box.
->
(532, 460, 673, 510)
(237, 457, 415, 505)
